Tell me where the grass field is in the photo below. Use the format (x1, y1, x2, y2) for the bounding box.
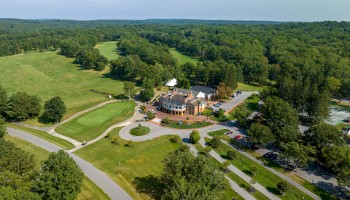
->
(75, 127, 181, 200)
(169, 48, 200, 65)
(236, 82, 265, 91)
(56, 101, 135, 142)
(6, 123, 75, 150)
(165, 120, 212, 129)
(4, 135, 109, 200)
(0, 51, 123, 108)
(95, 41, 120, 60)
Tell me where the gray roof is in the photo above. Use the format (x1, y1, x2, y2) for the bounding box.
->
(162, 99, 186, 107)
(176, 88, 200, 97)
(190, 85, 216, 94)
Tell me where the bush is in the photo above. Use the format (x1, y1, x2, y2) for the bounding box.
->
(208, 137, 221, 148)
(190, 130, 201, 144)
(162, 117, 170, 124)
(247, 186, 257, 193)
(277, 181, 289, 195)
(227, 150, 236, 160)
(170, 136, 181, 143)
(146, 112, 155, 120)
(111, 137, 118, 144)
(140, 105, 146, 113)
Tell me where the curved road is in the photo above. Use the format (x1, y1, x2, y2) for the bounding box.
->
(7, 127, 132, 200)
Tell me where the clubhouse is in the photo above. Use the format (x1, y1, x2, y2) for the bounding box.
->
(158, 86, 217, 115)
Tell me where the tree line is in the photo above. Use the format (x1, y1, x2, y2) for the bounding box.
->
(0, 85, 66, 123)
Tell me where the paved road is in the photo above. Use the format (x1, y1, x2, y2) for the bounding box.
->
(212, 91, 258, 113)
(6, 127, 132, 200)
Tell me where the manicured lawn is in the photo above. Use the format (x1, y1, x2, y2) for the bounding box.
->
(56, 101, 135, 142)
(165, 120, 212, 129)
(78, 177, 110, 200)
(6, 123, 75, 150)
(95, 41, 120, 60)
(206, 138, 315, 200)
(75, 127, 181, 200)
(4, 135, 108, 200)
(236, 82, 265, 91)
(130, 126, 150, 136)
(208, 129, 230, 139)
(0, 51, 123, 108)
(169, 48, 200, 65)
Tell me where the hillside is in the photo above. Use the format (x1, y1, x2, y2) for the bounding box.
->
(0, 51, 123, 108)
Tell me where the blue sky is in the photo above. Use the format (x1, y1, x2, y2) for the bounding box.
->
(0, 0, 349, 21)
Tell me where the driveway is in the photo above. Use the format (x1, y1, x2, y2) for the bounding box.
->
(212, 91, 258, 112)
(6, 127, 132, 200)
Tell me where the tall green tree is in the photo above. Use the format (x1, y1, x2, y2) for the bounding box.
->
(261, 96, 300, 144)
(160, 147, 229, 200)
(247, 123, 274, 147)
(123, 82, 136, 100)
(281, 142, 315, 167)
(6, 92, 41, 121)
(32, 150, 84, 200)
(302, 123, 344, 151)
(140, 79, 154, 102)
(42, 96, 66, 123)
(0, 187, 40, 200)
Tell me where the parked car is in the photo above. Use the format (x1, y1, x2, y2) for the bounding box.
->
(213, 104, 220, 107)
(234, 135, 243, 140)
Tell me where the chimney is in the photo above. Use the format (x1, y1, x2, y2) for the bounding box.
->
(187, 91, 193, 98)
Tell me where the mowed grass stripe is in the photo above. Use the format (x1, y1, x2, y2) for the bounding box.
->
(6, 123, 75, 150)
(0, 51, 123, 107)
(56, 101, 135, 142)
(95, 41, 120, 61)
(169, 48, 200, 65)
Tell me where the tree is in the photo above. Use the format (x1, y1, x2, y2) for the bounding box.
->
(326, 76, 341, 95)
(302, 123, 345, 151)
(277, 181, 290, 195)
(215, 108, 225, 119)
(230, 103, 251, 126)
(6, 92, 41, 121)
(190, 130, 200, 144)
(217, 82, 233, 99)
(0, 187, 40, 200)
(281, 142, 315, 167)
(227, 150, 236, 160)
(41, 96, 66, 123)
(261, 96, 300, 144)
(160, 147, 230, 200)
(140, 79, 154, 102)
(0, 139, 35, 175)
(0, 116, 6, 138)
(0, 85, 7, 115)
(247, 123, 274, 147)
(32, 150, 84, 200)
(123, 82, 136, 100)
(208, 137, 221, 149)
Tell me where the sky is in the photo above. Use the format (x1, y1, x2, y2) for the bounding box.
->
(0, 0, 349, 21)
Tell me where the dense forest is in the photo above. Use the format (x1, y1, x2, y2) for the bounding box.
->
(1, 19, 350, 188)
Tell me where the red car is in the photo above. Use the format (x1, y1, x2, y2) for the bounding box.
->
(234, 135, 243, 140)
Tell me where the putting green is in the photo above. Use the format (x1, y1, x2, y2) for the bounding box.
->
(56, 101, 135, 142)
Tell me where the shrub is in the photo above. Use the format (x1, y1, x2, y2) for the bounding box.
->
(208, 137, 221, 148)
(111, 137, 118, 144)
(170, 136, 181, 143)
(227, 150, 236, 160)
(186, 117, 190, 121)
(277, 181, 289, 195)
(162, 117, 170, 124)
(247, 186, 257, 193)
(190, 130, 200, 144)
(146, 112, 155, 120)
(140, 105, 146, 113)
